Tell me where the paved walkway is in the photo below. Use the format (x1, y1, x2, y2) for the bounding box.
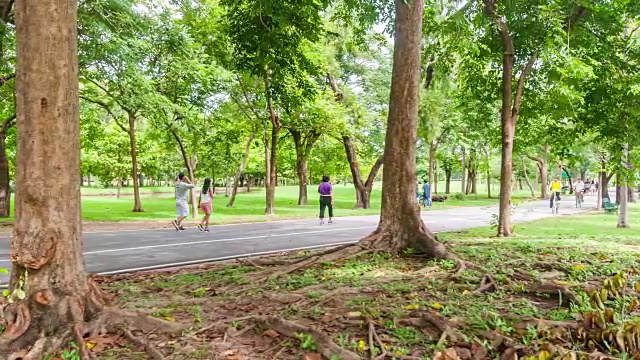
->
(0, 192, 602, 284)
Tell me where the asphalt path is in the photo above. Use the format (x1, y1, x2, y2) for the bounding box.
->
(0, 192, 603, 285)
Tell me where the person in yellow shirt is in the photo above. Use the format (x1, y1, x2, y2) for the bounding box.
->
(550, 177, 562, 208)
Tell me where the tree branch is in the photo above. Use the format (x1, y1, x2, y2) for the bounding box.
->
(512, 52, 538, 117)
(526, 154, 544, 164)
(80, 95, 128, 133)
(365, 156, 384, 188)
(82, 76, 132, 113)
(0, 73, 14, 87)
(1, 113, 15, 134)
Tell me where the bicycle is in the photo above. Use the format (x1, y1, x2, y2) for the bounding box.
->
(551, 192, 560, 214)
(575, 190, 583, 208)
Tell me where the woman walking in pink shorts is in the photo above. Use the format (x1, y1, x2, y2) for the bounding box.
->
(198, 177, 215, 232)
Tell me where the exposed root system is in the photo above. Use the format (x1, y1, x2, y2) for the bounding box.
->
(257, 316, 361, 360)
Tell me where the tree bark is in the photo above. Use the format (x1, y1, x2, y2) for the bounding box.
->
(228, 131, 256, 207)
(289, 128, 321, 206)
(0, 114, 15, 218)
(628, 186, 636, 203)
(7, 0, 103, 352)
(264, 76, 280, 215)
(358, 0, 452, 259)
(127, 112, 143, 212)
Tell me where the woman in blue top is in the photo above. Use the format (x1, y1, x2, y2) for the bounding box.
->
(318, 175, 333, 225)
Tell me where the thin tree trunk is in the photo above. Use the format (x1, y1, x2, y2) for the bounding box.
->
(563, 167, 573, 194)
(522, 160, 535, 198)
(117, 179, 122, 199)
(460, 147, 466, 193)
(228, 131, 256, 207)
(341, 135, 383, 209)
(618, 172, 629, 228)
(629, 186, 636, 203)
(290, 128, 320, 206)
(528, 155, 548, 199)
(170, 128, 198, 217)
(359, 0, 452, 259)
(128, 112, 143, 212)
(428, 141, 436, 186)
(487, 166, 492, 198)
(434, 160, 439, 194)
(0, 115, 14, 217)
(445, 168, 451, 194)
(484, 0, 537, 237)
(616, 182, 621, 205)
(264, 76, 279, 215)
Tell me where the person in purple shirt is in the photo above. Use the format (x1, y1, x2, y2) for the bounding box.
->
(318, 175, 333, 225)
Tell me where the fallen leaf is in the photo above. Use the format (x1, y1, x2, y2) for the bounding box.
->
(304, 353, 322, 360)
(434, 348, 459, 360)
(262, 329, 280, 338)
(431, 302, 443, 310)
(462, 290, 471, 295)
(572, 265, 587, 271)
(552, 280, 570, 285)
(405, 304, 420, 310)
(346, 311, 362, 318)
(164, 316, 176, 322)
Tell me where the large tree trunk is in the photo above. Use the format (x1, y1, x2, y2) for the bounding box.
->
(629, 186, 636, 203)
(359, 0, 450, 258)
(128, 112, 143, 212)
(264, 77, 279, 215)
(7, 1, 102, 354)
(228, 131, 256, 207)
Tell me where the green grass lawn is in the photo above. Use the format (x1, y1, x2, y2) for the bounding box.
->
(442, 203, 640, 243)
(80, 184, 534, 222)
(1, 183, 535, 223)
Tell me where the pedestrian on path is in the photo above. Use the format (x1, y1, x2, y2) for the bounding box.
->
(422, 180, 432, 208)
(198, 177, 215, 232)
(173, 172, 194, 231)
(318, 175, 333, 225)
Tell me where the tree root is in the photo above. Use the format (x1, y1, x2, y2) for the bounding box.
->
(474, 274, 498, 294)
(369, 321, 421, 360)
(123, 328, 164, 360)
(257, 316, 360, 360)
(522, 282, 579, 306)
(398, 310, 464, 346)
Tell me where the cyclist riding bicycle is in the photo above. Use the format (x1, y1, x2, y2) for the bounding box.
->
(574, 178, 585, 197)
(550, 177, 562, 208)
